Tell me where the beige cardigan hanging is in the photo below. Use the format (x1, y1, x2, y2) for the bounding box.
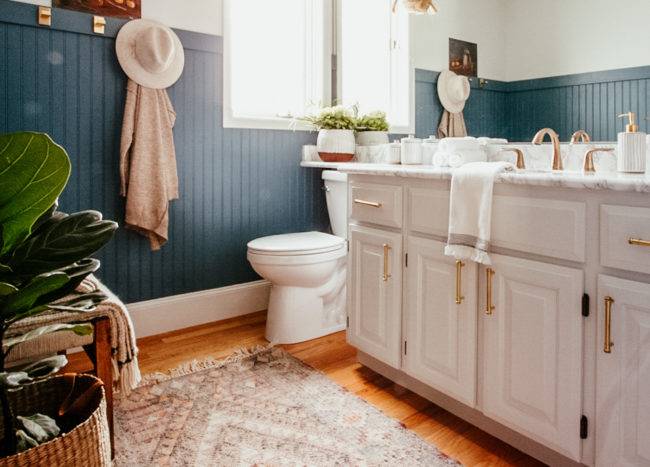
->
(120, 79, 179, 251)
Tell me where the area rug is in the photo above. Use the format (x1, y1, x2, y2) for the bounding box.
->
(114, 346, 460, 466)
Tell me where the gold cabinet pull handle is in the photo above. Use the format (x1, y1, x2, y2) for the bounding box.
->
(354, 199, 382, 208)
(382, 244, 391, 282)
(629, 238, 650, 247)
(455, 260, 465, 304)
(604, 296, 614, 353)
(485, 268, 495, 315)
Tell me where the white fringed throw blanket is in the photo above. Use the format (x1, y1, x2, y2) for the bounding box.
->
(5, 275, 141, 394)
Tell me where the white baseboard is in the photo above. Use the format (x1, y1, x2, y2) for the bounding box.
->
(127, 280, 271, 338)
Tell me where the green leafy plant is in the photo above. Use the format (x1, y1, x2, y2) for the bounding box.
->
(295, 105, 358, 130)
(0, 132, 117, 456)
(355, 110, 389, 132)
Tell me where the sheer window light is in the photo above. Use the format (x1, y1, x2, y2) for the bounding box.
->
(338, 0, 413, 133)
(223, 0, 331, 130)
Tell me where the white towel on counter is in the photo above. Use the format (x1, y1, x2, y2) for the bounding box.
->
(445, 161, 515, 264)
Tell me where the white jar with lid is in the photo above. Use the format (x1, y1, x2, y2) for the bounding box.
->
(400, 135, 423, 165)
(421, 136, 439, 164)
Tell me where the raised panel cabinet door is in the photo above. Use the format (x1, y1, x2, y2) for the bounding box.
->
(403, 237, 478, 407)
(347, 225, 403, 368)
(481, 254, 584, 461)
(596, 275, 650, 467)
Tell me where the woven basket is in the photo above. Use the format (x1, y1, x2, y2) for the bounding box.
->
(0, 374, 111, 467)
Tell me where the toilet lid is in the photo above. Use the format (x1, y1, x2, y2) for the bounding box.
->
(247, 231, 345, 256)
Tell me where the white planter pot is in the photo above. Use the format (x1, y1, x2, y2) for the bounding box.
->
(356, 131, 389, 146)
(317, 129, 356, 162)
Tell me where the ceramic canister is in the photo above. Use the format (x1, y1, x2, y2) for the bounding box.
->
(400, 135, 423, 164)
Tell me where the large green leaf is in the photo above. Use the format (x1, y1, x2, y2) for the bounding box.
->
(17, 414, 60, 443)
(3, 323, 92, 351)
(0, 133, 71, 255)
(0, 356, 68, 388)
(1, 272, 69, 319)
(9, 210, 118, 277)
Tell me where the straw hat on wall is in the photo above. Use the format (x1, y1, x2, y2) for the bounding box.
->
(116, 19, 185, 89)
(437, 70, 470, 114)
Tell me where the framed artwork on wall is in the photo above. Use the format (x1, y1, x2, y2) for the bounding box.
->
(449, 38, 477, 77)
(54, 0, 141, 19)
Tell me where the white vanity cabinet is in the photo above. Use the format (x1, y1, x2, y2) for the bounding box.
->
(480, 254, 584, 461)
(342, 172, 650, 466)
(402, 237, 478, 407)
(347, 224, 403, 369)
(595, 275, 650, 467)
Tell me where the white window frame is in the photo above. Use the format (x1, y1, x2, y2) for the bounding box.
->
(336, 0, 414, 135)
(223, 0, 333, 131)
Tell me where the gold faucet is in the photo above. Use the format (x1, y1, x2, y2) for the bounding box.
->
(500, 148, 525, 169)
(532, 128, 563, 171)
(570, 130, 591, 144)
(583, 147, 615, 173)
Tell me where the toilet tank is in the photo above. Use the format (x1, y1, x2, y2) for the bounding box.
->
(322, 170, 348, 239)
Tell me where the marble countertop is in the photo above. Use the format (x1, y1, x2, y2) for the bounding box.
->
(300, 161, 650, 193)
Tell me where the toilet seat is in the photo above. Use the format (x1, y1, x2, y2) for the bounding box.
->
(247, 231, 345, 256)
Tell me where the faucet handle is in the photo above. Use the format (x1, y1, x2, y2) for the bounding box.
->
(570, 130, 591, 144)
(500, 148, 525, 170)
(584, 147, 615, 173)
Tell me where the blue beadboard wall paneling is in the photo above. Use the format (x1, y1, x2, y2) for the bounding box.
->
(414, 69, 510, 139)
(0, 0, 327, 303)
(506, 66, 650, 142)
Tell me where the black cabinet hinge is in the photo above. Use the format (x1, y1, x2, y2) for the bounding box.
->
(404, 340, 407, 355)
(582, 293, 590, 317)
(405, 253, 408, 267)
(346, 316, 349, 328)
(580, 415, 588, 439)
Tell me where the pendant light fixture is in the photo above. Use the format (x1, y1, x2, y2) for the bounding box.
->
(392, 0, 438, 15)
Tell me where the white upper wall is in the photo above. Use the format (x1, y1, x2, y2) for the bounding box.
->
(9, 0, 222, 36)
(410, 0, 508, 81)
(504, 0, 650, 81)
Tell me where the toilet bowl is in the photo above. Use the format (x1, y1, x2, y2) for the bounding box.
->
(247, 170, 348, 344)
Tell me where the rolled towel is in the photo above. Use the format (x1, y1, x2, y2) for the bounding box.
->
(448, 149, 487, 168)
(433, 151, 450, 167)
(477, 137, 508, 146)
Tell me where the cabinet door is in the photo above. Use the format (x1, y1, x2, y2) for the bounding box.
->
(403, 237, 478, 407)
(596, 275, 650, 467)
(348, 225, 403, 368)
(481, 254, 583, 461)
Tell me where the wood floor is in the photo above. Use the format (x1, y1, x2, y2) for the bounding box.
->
(67, 311, 544, 466)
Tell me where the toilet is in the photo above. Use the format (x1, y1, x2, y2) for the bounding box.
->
(247, 170, 348, 344)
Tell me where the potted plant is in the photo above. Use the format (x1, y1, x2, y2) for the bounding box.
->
(298, 105, 357, 162)
(355, 110, 390, 146)
(0, 132, 117, 465)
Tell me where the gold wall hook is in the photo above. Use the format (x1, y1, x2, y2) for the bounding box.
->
(93, 16, 106, 34)
(38, 6, 52, 27)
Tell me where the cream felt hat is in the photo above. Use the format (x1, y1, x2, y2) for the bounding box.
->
(437, 70, 470, 114)
(116, 19, 185, 89)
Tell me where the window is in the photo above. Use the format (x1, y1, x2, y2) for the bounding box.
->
(338, 0, 413, 133)
(223, 0, 332, 130)
(223, 0, 412, 132)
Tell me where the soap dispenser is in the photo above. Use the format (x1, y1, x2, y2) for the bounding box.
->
(617, 112, 646, 173)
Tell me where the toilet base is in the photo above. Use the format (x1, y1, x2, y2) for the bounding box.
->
(265, 284, 346, 344)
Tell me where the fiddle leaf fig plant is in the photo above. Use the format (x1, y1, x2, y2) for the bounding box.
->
(0, 132, 118, 456)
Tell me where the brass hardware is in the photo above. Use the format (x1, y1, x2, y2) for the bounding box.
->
(532, 128, 563, 171)
(604, 296, 614, 353)
(618, 112, 639, 133)
(93, 16, 106, 35)
(479, 78, 489, 89)
(583, 147, 614, 173)
(382, 244, 391, 282)
(629, 238, 650, 247)
(570, 130, 591, 144)
(354, 199, 382, 208)
(501, 148, 525, 169)
(455, 260, 465, 305)
(485, 268, 495, 315)
(38, 6, 52, 27)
